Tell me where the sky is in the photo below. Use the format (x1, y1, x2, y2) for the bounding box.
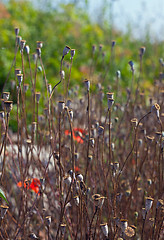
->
(88, 0, 164, 41)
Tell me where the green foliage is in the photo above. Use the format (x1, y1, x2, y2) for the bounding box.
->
(0, 188, 9, 204)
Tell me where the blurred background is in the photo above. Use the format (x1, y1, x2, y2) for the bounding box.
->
(0, 0, 164, 96)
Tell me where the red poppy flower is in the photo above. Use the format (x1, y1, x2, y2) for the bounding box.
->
(17, 178, 41, 194)
(65, 128, 86, 143)
(75, 166, 80, 172)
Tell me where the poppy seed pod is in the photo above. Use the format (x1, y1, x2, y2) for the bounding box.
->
(89, 138, 95, 148)
(48, 84, 52, 94)
(15, 27, 19, 36)
(36, 48, 41, 57)
(15, 68, 21, 76)
(45, 216, 51, 227)
(156, 199, 164, 209)
(4, 101, 13, 113)
(139, 46, 146, 56)
(99, 44, 103, 51)
(20, 40, 26, 51)
(60, 70, 65, 80)
(128, 60, 134, 71)
(92, 44, 96, 54)
(146, 136, 154, 145)
(28, 233, 38, 239)
(131, 118, 138, 128)
(145, 197, 154, 212)
(60, 223, 66, 235)
(16, 36, 22, 46)
(17, 74, 23, 85)
(24, 84, 29, 93)
(100, 223, 108, 237)
(111, 40, 116, 47)
(0, 205, 9, 219)
(98, 126, 104, 136)
(73, 196, 79, 206)
(107, 92, 114, 99)
(0, 111, 4, 120)
(71, 49, 75, 58)
(142, 208, 147, 219)
(2, 92, 10, 100)
(116, 70, 121, 78)
(88, 155, 93, 163)
(151, 103, 160, 119)
(25, 45, 30, 54)
(84, 79, 90, 91)
(58, 101, 65, 112)
(69, 109, 73, 121)
(120, 219, 128, 232)
(32, 122, 37, 133)
(35, 92, 41, 103)
(33, 53, 37, 62)
(37, 41, 43, 48)
(64, 175, 72, 186)
(63, 45, 71, 57)
(107, 98, 114, 110)
(76, 174, 83, 182)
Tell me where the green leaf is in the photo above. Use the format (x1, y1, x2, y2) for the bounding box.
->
(0, 188, 9, 204)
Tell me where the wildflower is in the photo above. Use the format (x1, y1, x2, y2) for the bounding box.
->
(75, 166, 80, 172)
(17, 178, 41, 194)
(65, 128, 86, 143)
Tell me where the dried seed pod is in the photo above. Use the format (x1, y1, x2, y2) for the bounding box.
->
(35, 92, 41, 103)
(60, 223, 66, 235)
(124, 226, 135, 238)
(24, 83, 29, 93)
(151, 103, 160, 119)
(37, 41, 43, 48)
(100, 223, 108, 237)
(84, 79, 90, 91)
(73, 196, 79, 206)
(0, 205, 9, 219)
(15, 27, 19, 36)
(131, 118, 138, 128)
(98, 126, 104, 136)
(2, 92, 10, 100)
(76, 174, 83, 182)
(63, 45, 71, 57)
(71, 49, 75, 58)
(107, 92, 114, 99)
(4, 101, 13, 113)
(20, 39, 26, 51)
(36, 48, 41, 57)
(25, 45, 30, 54)
(120, 219, 128, 232)
(145, 197, 153, 212)
(17, 74, 23, 85)
(58, 101, 65, 112)
(45, 215, 51, 227)
(64, 175, 72, 186)
(107, 98, 114, 110)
